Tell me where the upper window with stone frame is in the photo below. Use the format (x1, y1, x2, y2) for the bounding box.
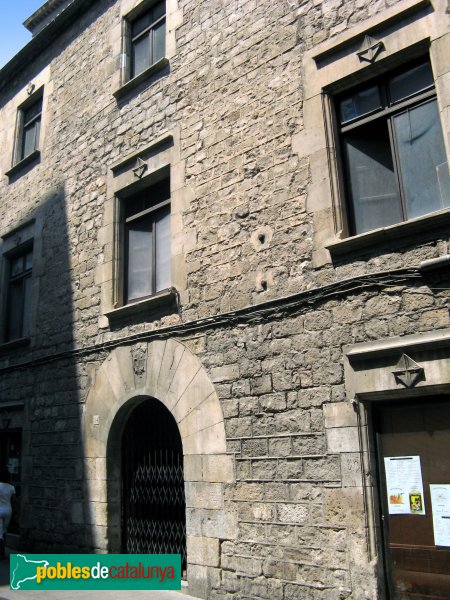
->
(14, 92, 43, 166)
(127, 1, 166, 80)
(335, 58, 450, 235)
(121, 175, 171, 304)
(4, 245, 33, 342)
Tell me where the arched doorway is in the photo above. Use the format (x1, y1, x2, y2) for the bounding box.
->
(121, 398, 186, 570)
(84, 340, 233, 598)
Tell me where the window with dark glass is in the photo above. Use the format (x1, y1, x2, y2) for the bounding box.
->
(336, 59, 450, 235)
(123, 177, 171, 304)
(130, 1, 165, 79)
(18, 96, 42, 162)
(6, 248, 33, 341)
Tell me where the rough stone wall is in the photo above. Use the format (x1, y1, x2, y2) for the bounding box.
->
(1, 0, 448, 347)
(0, 0, 449, 598)
(197, 279, 449, 599)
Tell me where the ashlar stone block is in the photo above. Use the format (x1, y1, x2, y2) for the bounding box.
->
(187, 535, 220, 567)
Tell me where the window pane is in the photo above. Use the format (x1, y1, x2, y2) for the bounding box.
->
(10, 256, 24, 277)
(339, 85, 382, 124)
(25, 251, 33, 271)
(132, 13, 151, 37)
(393, 99, 450, 220)
(22, 276, 32, 338)
(152, 1, 165, 21)
(127, 217, 152, 302)
(343, 119, 402, 234)
(125, 194, 146, 219)
(22, 124, 36, 159)
(155, 206, 171, 292)
(389, 62, 434, 104)
(153, 20, 165, 63)
(34, 119, 41, 151)
(132, 34, 150, 77)
(7, 281, 23, 341)
(23, 99, 42, 124)
(125, 179, 170, 219)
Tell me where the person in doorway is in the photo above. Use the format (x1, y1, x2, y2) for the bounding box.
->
(0, 468, 15, 559)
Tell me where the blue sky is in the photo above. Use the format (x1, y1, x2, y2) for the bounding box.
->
(0, 1, 46, 68)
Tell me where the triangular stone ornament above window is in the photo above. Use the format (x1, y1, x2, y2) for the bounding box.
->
(132, 157, 148, 179)
(357, 35, 385, 63)
(392, 354, 424, 388)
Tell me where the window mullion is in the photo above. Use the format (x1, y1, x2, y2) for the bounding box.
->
(17, 277, 25, 338)
(23, 113, 41, 129)
(149, 28, 153, 66)
(131, 27, 151, 44)
(151, 219, 156, 294)
(20, 274, 30, 338)
(125, 199, 170, 223)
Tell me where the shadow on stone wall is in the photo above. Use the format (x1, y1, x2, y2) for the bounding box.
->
(0, 184, 94, 562)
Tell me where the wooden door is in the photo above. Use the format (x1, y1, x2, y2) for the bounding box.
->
(375, 399, 450, 599)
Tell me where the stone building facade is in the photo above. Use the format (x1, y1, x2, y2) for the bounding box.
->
(0, 0, 449, 597)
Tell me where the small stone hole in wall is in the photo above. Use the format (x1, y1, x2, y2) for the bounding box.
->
(260, 279, 268, 291)
(258, 233, 266, 244)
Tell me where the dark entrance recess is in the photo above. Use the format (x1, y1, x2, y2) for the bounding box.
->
(0, 429, 21, 534)
(374, 398, 450, 599)
(121, 398, 186, 570)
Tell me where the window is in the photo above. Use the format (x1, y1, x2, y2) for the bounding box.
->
(336, 60, 450, 235)
(5, 247, 33, 341)
(130, 1, 165, 79)
(17, 95, 42, 163)
(123, 177, 171, 304)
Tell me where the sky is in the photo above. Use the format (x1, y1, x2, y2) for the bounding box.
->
(0, 1, 46, 68)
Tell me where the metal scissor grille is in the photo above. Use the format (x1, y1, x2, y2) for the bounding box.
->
(122, 399, 186, 569)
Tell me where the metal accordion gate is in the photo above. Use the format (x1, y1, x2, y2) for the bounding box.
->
(122, 398, 186, 570)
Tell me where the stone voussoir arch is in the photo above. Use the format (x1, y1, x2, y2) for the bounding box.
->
(83, 338, 234, 598)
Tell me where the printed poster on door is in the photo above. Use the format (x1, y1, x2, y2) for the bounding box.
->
(384, 455, 425, 515)
(430, 485, 450, 546)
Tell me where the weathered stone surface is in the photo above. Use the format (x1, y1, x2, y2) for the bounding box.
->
(1, 0, 449, 598)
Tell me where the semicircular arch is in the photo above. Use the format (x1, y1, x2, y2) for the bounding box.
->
(82, 339, 234, 598)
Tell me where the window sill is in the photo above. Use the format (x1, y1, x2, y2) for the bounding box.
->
(326, 209, 450, 256)
(0, 337, 30, 354)
(105, 287, 178, 322)
(5, 150, 40, 179)
(113, 57, 169, 100)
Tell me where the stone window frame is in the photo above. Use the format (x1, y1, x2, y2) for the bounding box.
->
(111, 0, 182, 99)
(334, 58, 447, 236)
(99, 129, 188, 326)
(127, 0, 166, 80)
(297, 0, 450, 267)
(0, 219, 38, 351)
(5, 86, 45, 179)
(4, 244, 33, 342)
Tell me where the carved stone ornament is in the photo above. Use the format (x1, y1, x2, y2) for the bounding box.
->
(357, 35, 385, 63)
(26, 83, 35, 96)
(392, 354, 424, 388)
(132, 157, 148, 179)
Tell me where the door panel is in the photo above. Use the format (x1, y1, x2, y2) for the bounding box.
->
(375, 400, 450, 599)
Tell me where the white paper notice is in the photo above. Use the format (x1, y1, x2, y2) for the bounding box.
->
(384, 456, 425, 515)
(430, 485, 450, 546)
